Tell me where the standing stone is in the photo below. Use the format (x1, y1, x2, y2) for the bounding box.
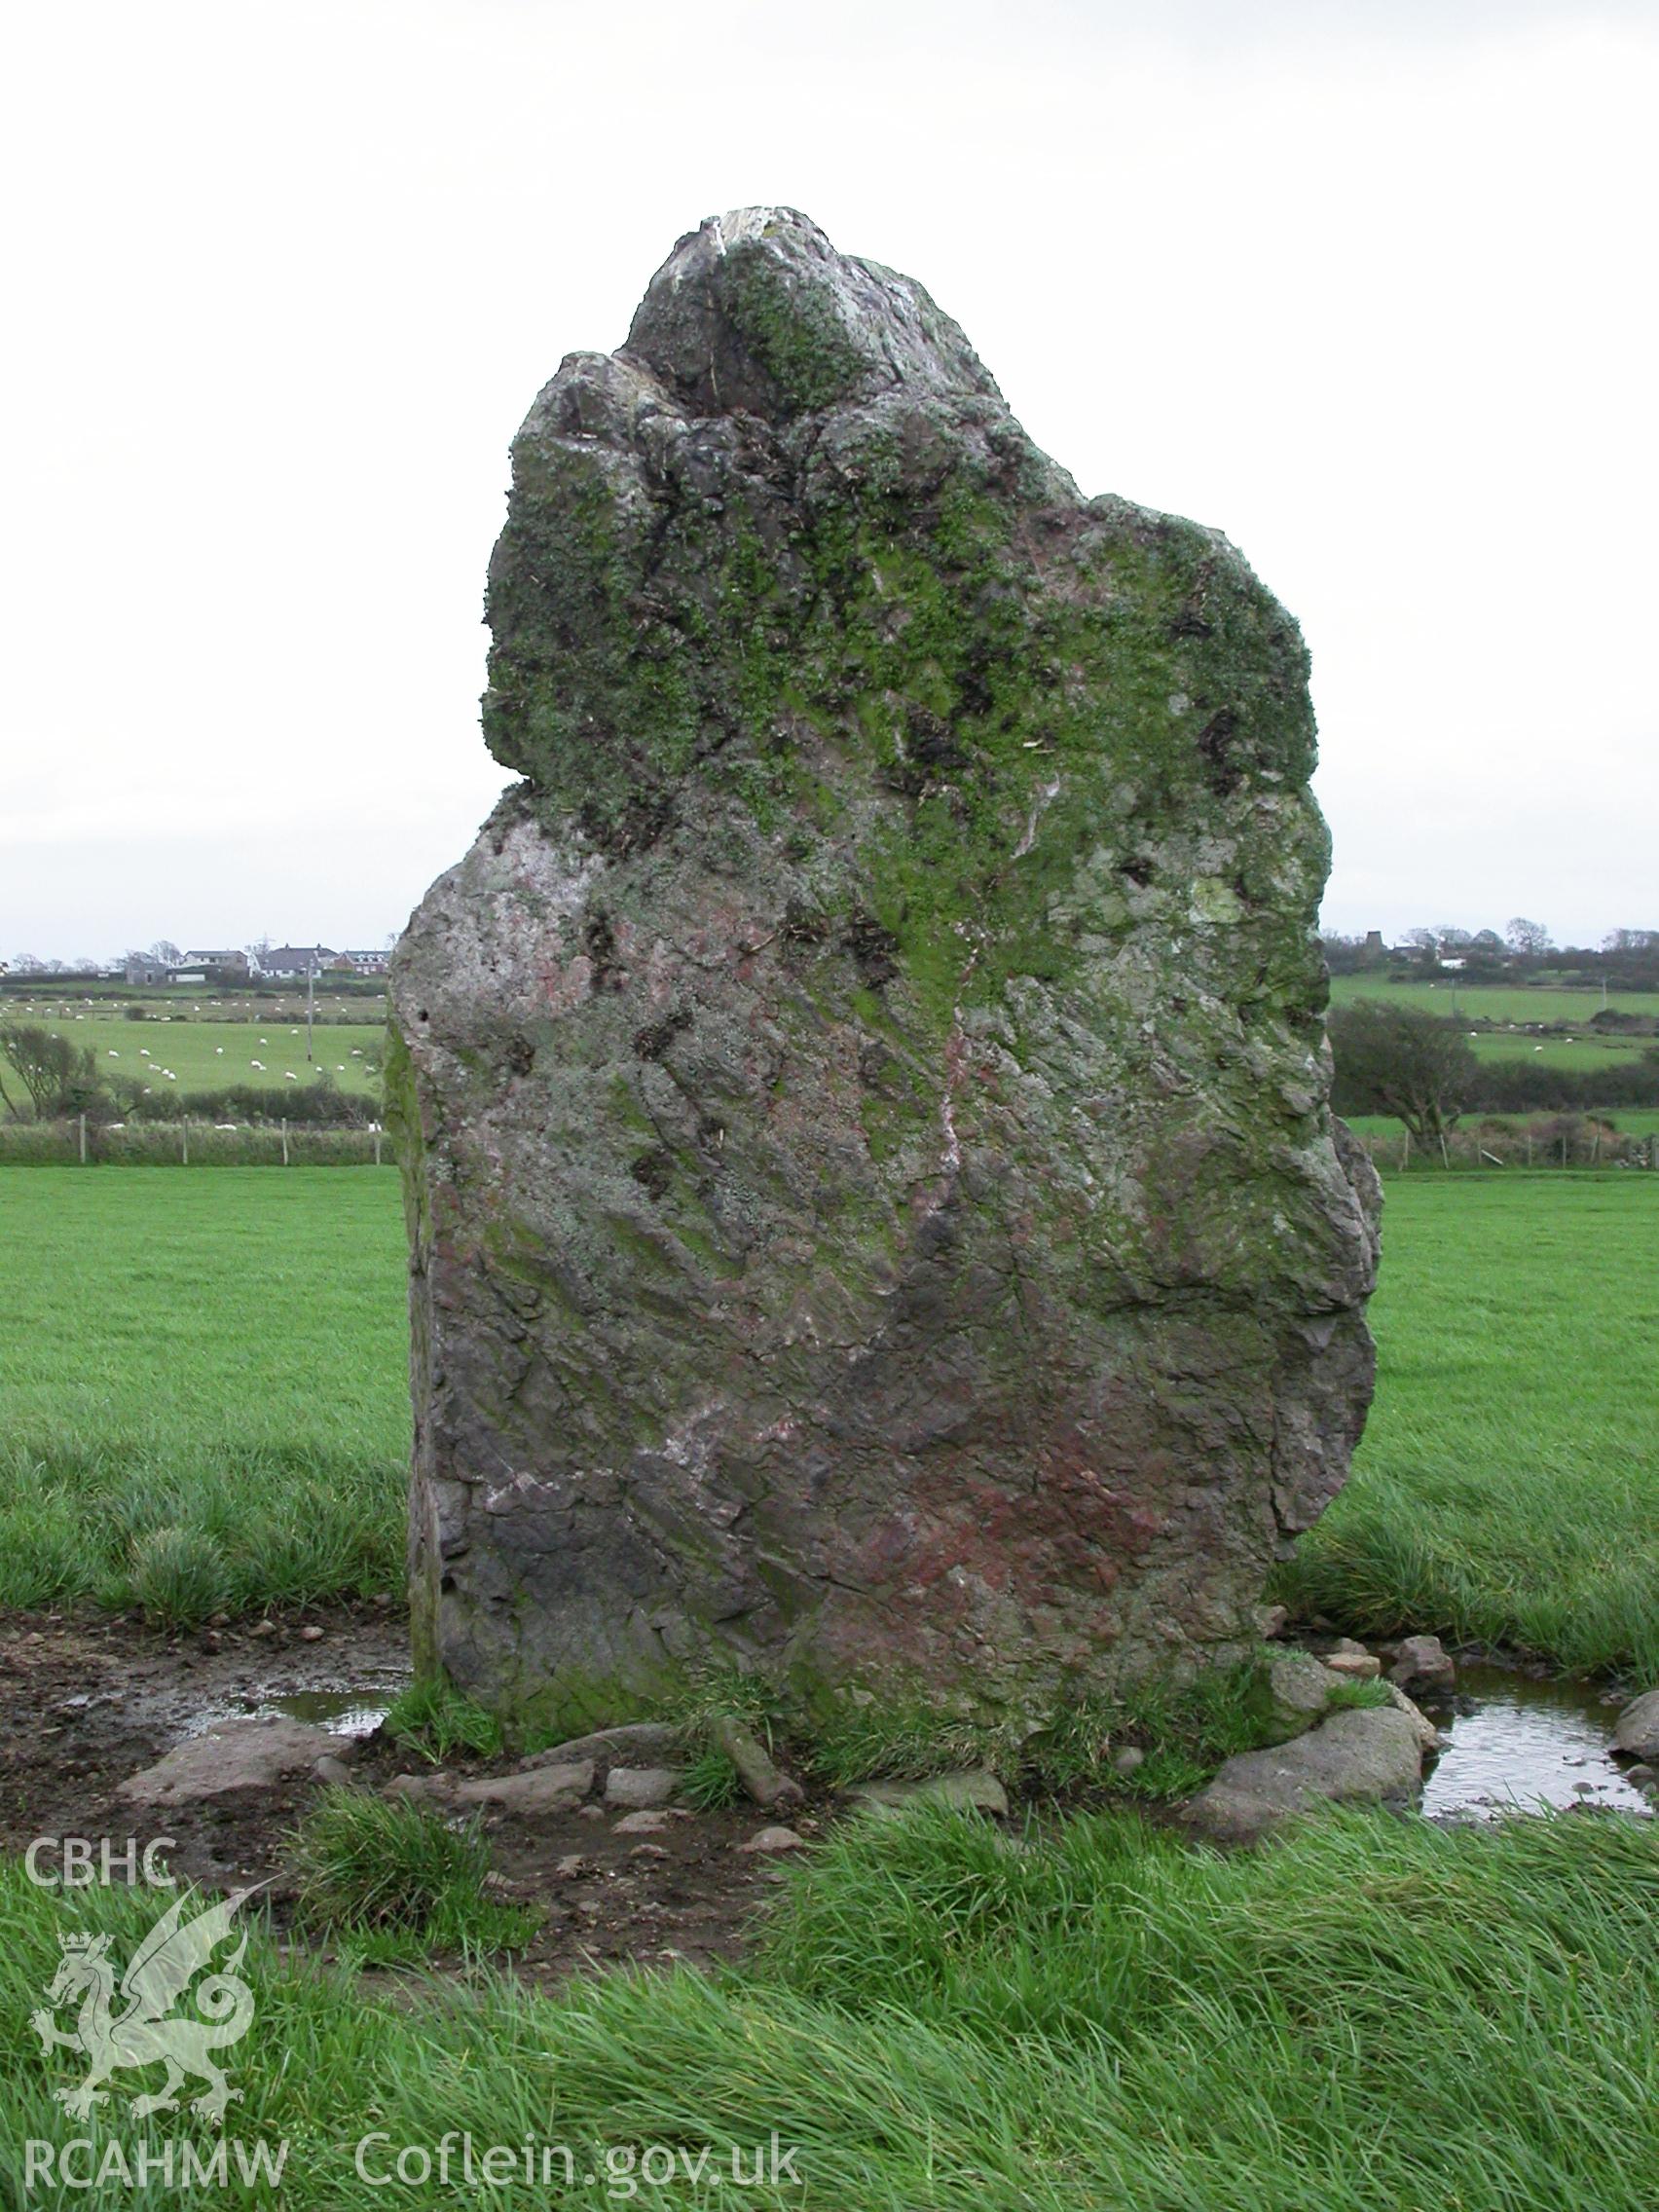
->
(389, 207, 1380, 1738)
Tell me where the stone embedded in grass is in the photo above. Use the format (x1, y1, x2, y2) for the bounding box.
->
(518, 1721, 682, 1771)
(1389, 1634, 1456, 1698)
(710, 1714, 805, 1809)
(604, 1765, 683, 1809)
(390, 205, 1381, 1738)
(1180, 1706, 1426, 1845)
(1248, 1649, 1339, 1745)
(119, 1717, 342, 1806)
(1382, 1682, 1445, 1755)
(851, 1770, 1011, 1818)
(612, 1807, 671, 1834)
(450, 1760, 595, 1814)
(738, 1825, 806, 1854)
(1613, 1689, 1659, 1762)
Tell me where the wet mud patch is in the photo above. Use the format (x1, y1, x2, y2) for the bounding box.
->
(0, 1608, 816, 1982)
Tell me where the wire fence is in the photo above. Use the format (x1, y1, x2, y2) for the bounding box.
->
(1357, 1122, 1659, 1173)
(0, 1118, 395, 1166)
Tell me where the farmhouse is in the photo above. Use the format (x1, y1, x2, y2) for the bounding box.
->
(256, 944, 338, 979)
(124, 956, 207, 987)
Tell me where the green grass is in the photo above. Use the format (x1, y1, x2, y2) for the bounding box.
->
(1, 1016, 385, 1101)
(1346, 1108, 1659, 1139)
(1278, 1174, 1659, 1679)
(1329, 975, 1659, 1023)
(0, 1168, 408, 1615)
(1464, 1030, 1647, 1065)
(383, 1677, 506, 1764)
(4, 1808, 1656, 2207)
(287, 1788, 535, 1962)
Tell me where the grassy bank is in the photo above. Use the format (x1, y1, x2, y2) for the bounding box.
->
(4, 1806, 1656, 2207)
(1277, 1174, 1659, 1679)
(0, 1169, 408, 1613)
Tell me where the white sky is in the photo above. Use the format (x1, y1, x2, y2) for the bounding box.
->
(2, 0, 1654, 963)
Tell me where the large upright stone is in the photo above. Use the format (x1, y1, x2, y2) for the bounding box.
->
(389, 208, 1380, 1737)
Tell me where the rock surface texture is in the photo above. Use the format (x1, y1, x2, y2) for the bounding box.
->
(389, 208, 1381, 1737)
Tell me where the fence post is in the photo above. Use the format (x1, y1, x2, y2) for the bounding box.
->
(78, 1112, 87, 1165)
(181, 1121, 189, 1166)
(1400, 1132, 1410, 1173)
(281, 1117, 289, 1166)
(373, 1127, 382, 1167)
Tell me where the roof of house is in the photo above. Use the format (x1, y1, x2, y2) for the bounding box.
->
(259, 945, 339, 969)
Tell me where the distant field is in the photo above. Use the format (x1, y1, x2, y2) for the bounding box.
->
(1345, 1109, 1659, 1140)
(0, 982, 387, 1023)
(1, 1016, 384, 1099)
(1329, 975, 1659, 1025)
(1278, 1173, 1659, 1679)
(1466, 1031, 1648, 1066)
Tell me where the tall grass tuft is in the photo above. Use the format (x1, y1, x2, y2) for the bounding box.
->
(287, 1788, 533, 1958)
(129, 1525, 231, 1628)
(383, 1677, 504, 1763)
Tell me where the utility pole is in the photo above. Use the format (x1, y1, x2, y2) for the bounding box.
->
(306, 951, 315, 1064)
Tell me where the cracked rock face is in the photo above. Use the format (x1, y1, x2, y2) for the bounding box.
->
(388, 207, 1381, 1737)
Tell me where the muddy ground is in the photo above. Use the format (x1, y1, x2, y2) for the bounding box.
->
(0, 1605, 818, 1983)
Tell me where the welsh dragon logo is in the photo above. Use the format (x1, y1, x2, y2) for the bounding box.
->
(30, 1886, 260, 2124)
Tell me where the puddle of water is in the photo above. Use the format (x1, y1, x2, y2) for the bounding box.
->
(256, 1687, 395, 1739)
(1421, 1662, 1653, 1822)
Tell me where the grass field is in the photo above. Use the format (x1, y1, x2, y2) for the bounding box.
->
(1329, 976, 1659, 1024)
(1464, 1031, 1648, 1066)
(1, 1167, 1654, 1681)
(4, 1171, 1658, 2207)
(1346, 1109, 1659, 1140)
(1277, 1174, 1659, 1679)
(4, 1805, 1656, 2208)
(0, 1018, 385, 1102)
(0, 1170, 408, 1613)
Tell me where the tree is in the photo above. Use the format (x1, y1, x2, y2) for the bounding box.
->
(147, 940, 183, 966)
(0, 1022, 106, 1120)
(1328, 1003, 1477, 1149)
(1506, 917, 1554, 956)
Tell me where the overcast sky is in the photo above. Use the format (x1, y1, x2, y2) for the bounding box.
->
(3, 0, 1653, 964)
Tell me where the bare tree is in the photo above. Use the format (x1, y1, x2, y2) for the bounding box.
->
(1506, 918, 1554, 956)
(1328, 1003, 1477, 1149)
